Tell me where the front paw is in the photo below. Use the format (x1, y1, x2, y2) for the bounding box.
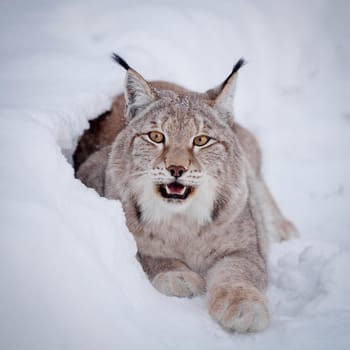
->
(208, 284, 269, 332)
(278, 218, 298, 241)
(152, 270, 206, 298)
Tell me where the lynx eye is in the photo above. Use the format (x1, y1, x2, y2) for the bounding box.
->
(148, 131, 164, 143)
(193, 135, 210, 147)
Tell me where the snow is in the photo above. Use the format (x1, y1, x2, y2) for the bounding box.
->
(1, 0, 349, 349)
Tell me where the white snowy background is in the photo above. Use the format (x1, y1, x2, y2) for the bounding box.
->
(0, 0, 349, 349)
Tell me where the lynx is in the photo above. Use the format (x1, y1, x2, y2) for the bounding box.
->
(74, 54, 297, 333)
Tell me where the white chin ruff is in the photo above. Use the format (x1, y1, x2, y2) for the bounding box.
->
(134, 175, 216, 225)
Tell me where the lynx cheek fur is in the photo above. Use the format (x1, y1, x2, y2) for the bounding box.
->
(75, 54, 298, 333)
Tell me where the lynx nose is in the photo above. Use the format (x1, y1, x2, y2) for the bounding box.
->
(167, 165, 186, 179)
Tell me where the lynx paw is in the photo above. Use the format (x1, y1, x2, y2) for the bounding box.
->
(152, 270, 206, 298)
(208, 285, 269, 332)
(277, 218, 299, 241)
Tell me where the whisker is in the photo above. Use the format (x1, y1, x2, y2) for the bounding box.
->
(129, 170, 149, 178)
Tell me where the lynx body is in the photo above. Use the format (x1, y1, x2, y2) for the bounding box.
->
(75, 55, 297, 332)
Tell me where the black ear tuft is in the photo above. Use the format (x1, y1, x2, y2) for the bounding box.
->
(231, 58, 246, 75)
(221, 58, 246, 86)
(111, 52, 130, 70)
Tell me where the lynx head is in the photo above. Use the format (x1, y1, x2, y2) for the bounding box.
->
(106, 54, 248, 226)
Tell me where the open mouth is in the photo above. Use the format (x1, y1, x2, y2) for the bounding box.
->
(158, 182, 193, 200)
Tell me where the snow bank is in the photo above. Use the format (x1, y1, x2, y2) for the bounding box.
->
(0, 0, 349, 349)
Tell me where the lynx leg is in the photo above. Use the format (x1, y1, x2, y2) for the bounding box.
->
(258, 180, 298, 242)
(137, 254, 206, 298)
(207, 255, 269, 333)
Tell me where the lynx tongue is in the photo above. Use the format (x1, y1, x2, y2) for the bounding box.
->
(165, 182, 186, 195)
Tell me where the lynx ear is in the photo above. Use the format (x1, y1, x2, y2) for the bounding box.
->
(206, 58, 245, 114)
(112, 53, 156, 120)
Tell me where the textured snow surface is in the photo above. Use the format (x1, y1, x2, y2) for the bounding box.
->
(1, 1, 349, 349)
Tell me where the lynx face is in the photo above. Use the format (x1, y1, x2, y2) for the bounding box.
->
(106, 56, 247, 226)
(134, 105, 235, 223)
